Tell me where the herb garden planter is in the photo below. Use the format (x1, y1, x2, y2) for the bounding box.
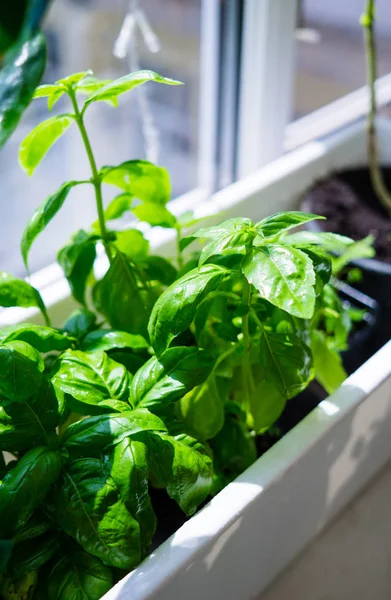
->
(3, 117, 391, 600)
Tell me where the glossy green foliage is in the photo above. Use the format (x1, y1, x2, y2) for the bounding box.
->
(0, 0, 51, 53)
(84, 70, 182, 106)
(0, 378, 61, 451)
(259, 331, 313, 399)
(0, 323, 73, 352)
(0, 447, 61, 539)
(0, 34, 46, 147)
(55, 456, 142, 569)
(243, 245, 316, 319)
(21, 181, 82, 271)
(311, 330, 347, 394)
(256, 211, 324, 238)
(101, 160, 171, 204)
(129, 347, 215, 411)
(149, 264, 228, 355)
(93, 252, 149, 337)
(0, 0, 50, 145)
(62, 409, 167, 457)
(58, 230, 98, 305)
(179, 374, 225, 441)
(52, 349, 132, 409)
(193, 218, 255, 266)
(0, 272, 49, 324)
(47, 548, 113, 600)
(0, 340, 44, 401)
(19, 114, 74, 175)
(81, 330, 148, 354)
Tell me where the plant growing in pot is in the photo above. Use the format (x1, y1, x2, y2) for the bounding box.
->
(301, 0, 391, 327)
(0, 69, 365, 599)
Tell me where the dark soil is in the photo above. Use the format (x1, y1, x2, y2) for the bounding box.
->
(304, 167, 391, 262)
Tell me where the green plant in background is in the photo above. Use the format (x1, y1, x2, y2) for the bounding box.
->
(361, 0, 391, 214)
(0, 69, 364, 599)
(0, 0, 51, 147)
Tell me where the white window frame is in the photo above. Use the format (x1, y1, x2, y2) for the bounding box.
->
(237, 0, 298, 178)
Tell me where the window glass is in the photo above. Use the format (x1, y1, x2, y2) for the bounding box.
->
(1, 0, 202, 275)
(294, 0, 391, 118)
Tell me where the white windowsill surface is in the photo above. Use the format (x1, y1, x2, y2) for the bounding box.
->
(260, 459, 391, 600)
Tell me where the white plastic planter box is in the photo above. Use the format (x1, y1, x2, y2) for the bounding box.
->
(3, 119, 391, 600)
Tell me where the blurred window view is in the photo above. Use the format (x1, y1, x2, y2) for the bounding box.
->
(294, 0, 391, 118)
(1, 0, 202, 275)
(3, 0, 391, 277)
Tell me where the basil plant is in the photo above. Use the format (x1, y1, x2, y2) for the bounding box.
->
(0, 70, 359, 599)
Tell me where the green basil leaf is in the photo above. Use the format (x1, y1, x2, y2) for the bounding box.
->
(0, 34, 46, 147)
(145, 432, 213, 515)
(179, 375, 225, 441)
(243, 245, 316, 319)
(85, 70, 182, 106)
(114, 229, 150, 261)
(0, 447, 62, 539)
(19, 114, 74, 175)
(259, 331, 313, 399)
(21, 181, 81, 271)
(311, 330, 347, 394)
(107, 350, 146, 376)
(0, 379, 61, 451)
(33, 83, 63, 99)
(56, 70, 93, 87)
(81, 330, 148, 353)
(284, 230, 353, 250)
(256, 211, 324, 238)
(199, 230, 252, 267)
(7, 531, 61, 578)
(0, 570, 38, 599)
(332, 235, 375, 274)
(249, 379, 286, 433)
(0, 323, 73, 353)
(149, 264, 228, 355)
(47, 548, 113, 600)
(52, 349, 131, 407)
(316, 284, 352, 352)
(210, 407, 257, 484)
(192, 217, 254, 239)
(62, 409, 166, 457)
(0, 340, 44, 401)
(295, 244, 332, 295)
(63, 308, 97, 339)
(101, 193, 133, 222)
(93, 252, 149, 337)
(101, 160, 171, 205)
(33, 83, 65, 111)
(130, 346, 215, 411)
(140, 255, 177, 286)
(0, 272, 48, 323)
(132, 202, 177, 228)
(58, 230, 98, 305)
(76, 76, 119, 107)
(55, 457, 144, 569)
(111, 438, 156, 556)
(0, 0, 49, 53)
(13, 509, 51, 544)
